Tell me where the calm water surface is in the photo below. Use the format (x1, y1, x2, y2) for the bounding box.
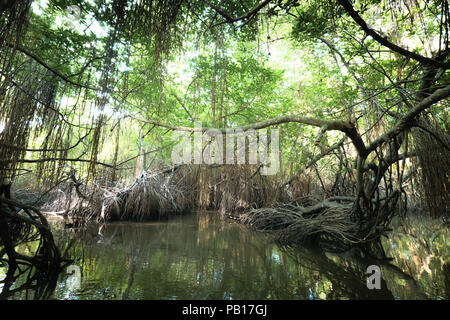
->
(1, 211, 448, 299)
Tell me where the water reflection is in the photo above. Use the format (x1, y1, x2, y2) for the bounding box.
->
(382, 214, 450, 299)
(1, 211, 448, 299)
(0, 261, 62, 299)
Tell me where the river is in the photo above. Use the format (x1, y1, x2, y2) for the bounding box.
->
(1, 211, 448, 299)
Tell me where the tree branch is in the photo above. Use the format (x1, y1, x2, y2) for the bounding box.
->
(367, 84, 450, 152)
(7, 43, 99, 90)
(0, 157, 113, 168)
(0, 129, 92, 153)
(205, 0, 272, 25)
(338, 0, 450, 69)
(284, 137, 346, 186)
(130, 113, 368, 156)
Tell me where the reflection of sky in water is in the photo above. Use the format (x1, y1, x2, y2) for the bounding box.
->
(271, 252, 281, 264)
(308, 288, 314, 300)
(223, 292, 233, 300)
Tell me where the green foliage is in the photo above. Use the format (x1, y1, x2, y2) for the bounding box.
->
(1, 0, 449, 188)
(291, 0, 343, 42)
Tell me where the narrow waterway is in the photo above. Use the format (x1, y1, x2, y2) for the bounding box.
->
(1, 211, 448, 299)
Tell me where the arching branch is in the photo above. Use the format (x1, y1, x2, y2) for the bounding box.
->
(130, 113, 368, 156)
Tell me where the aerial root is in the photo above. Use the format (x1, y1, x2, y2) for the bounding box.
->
(239, 199, 385, 252)
(66, 167, 194, 222)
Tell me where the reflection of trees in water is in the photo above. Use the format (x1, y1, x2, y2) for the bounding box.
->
(279, 244, 396, 299)
(120, 213, 388, 299)
(382, 215, 450, 299)
(55, 213, 441, 299)
(51, 213, 312, 299)
(0, 197, 70, 300)
(278, 232, 447, 300)
(5, 211, 446, 299)
(0, 262, 62, 299)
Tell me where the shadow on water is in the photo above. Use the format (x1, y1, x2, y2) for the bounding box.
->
(1, 211, 448, 299)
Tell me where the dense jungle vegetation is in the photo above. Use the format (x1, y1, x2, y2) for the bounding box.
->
(0, 0, 449, 299)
